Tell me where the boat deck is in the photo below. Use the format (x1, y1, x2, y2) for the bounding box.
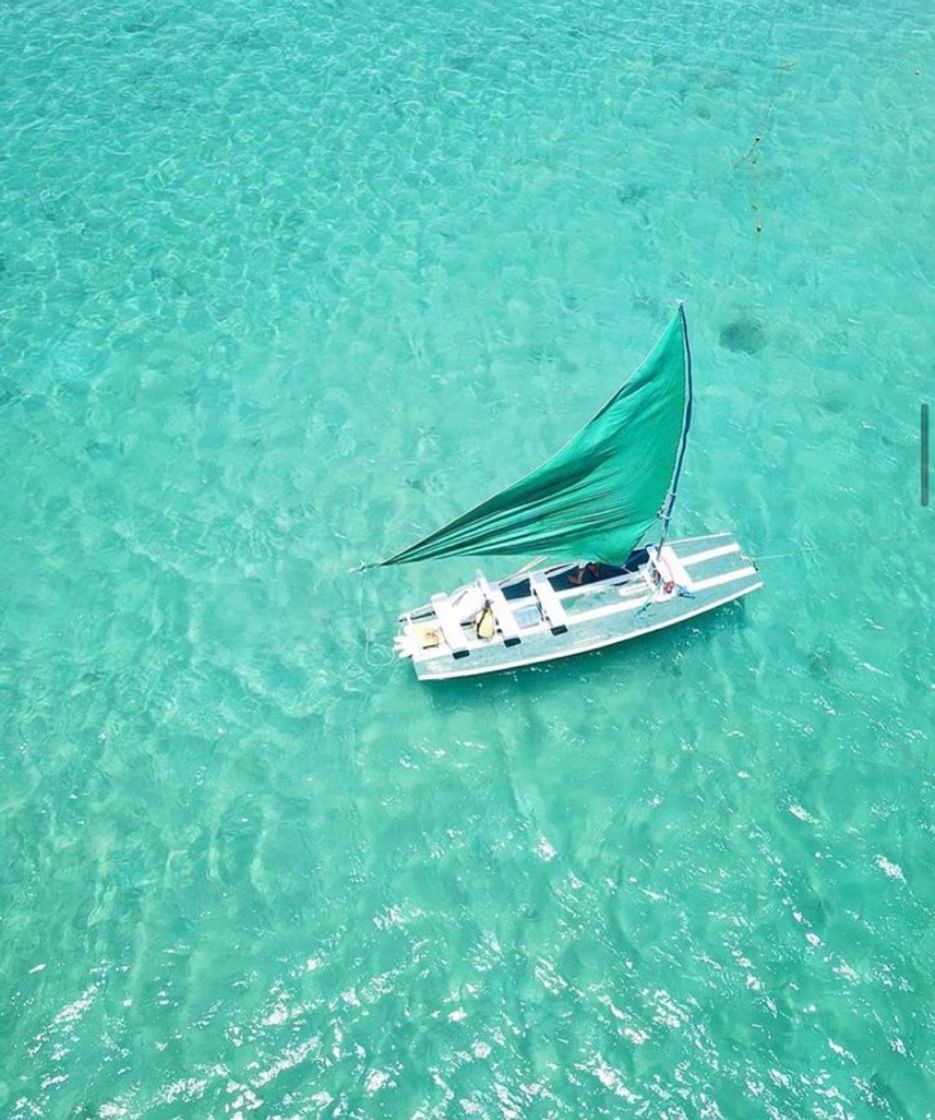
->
(395, 532, 762, 680)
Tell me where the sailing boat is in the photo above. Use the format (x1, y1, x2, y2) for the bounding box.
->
(373, 305, 761, 681)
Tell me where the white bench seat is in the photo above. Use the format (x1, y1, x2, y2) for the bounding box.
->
(529, 573, 568, 635)
(430, 594, 470, 659)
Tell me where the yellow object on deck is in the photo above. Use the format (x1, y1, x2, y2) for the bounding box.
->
(413, 624, 441, 649)
(474, 606, 496, 640)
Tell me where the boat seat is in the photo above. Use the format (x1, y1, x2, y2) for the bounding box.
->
(529, 573, 568, 635)
(430, 594, 470, 659)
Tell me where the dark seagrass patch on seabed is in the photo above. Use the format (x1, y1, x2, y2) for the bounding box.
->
(616, 183, 650, 206)
(0, 375, 22, 407)
(720, 315, 767, 354)
(820, 393, 847, 415)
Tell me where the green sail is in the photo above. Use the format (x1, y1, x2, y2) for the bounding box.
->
(380, 306, 692, 567)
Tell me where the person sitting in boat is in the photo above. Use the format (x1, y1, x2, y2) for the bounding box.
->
(569, 548, 648, 585)
(569, 561, 602, 586)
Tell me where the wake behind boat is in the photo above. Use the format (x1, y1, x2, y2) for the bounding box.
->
(368, 305, 761, 681)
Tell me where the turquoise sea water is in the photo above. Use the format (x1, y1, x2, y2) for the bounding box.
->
(2, 0, 933, 1115)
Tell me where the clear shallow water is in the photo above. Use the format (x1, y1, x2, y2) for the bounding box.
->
(1, 0, 933, 1115)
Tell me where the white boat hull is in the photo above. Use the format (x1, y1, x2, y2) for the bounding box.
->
(394, 533, 761, 681)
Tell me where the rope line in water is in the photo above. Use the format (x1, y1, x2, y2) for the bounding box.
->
(355, 565, 396, 669)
